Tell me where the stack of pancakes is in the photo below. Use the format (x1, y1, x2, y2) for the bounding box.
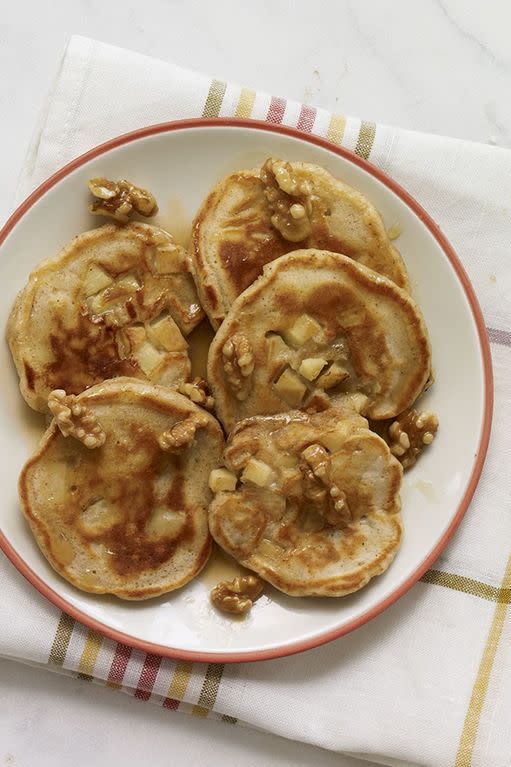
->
(8, 159, 435, 601)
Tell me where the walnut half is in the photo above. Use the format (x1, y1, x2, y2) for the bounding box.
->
(300, 443, 351, 525)
(88, 177, 158, 223)
(387, 408, 439, 469)
(222, 333, 254, 401)
(48, 390, 106, 449)
(210, 575, 264, 615)
(178, 378, 215, 411)
(158, 412, 209, 451)
(261, 159, 312, 242)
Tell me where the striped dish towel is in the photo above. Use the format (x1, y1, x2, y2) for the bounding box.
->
(3, 35, 511, 767)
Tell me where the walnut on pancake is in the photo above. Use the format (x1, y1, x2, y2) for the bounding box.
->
(48, 389, 105, 449)
(10, 157, 440, 610)
(177, 377, 215, 411)
(7, 222, 204, 411)
(158, 411, 210, 451)
(191, 158, 410, 328)
(207, 249, 432, 432)
(18, 379, 224, 599)
(208, 406, 403, 597)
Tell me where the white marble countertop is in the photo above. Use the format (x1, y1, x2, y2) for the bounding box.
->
(1, 1, 510, 765)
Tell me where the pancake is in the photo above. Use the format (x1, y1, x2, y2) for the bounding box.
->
(191, 159, 409, 327)
(19, 378, 224, 599)
(208, 407, 403, 597)
(7, 222, 204, 411)
(207, 250, 432, 431)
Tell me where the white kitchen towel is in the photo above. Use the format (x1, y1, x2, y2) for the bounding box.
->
(2, 34, 511, 767)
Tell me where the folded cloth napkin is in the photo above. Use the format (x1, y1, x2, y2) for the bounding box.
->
(3, 34, 511, 767)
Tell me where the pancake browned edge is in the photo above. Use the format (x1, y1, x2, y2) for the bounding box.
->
(191, 159, 409, 328)
(208, 407, 403, 597)
(207, 249, 432, 432)
(19, 378, 224, 599)
(7, 222, 204, 412)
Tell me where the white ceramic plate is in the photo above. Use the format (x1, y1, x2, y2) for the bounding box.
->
(0, 120, 492, 662)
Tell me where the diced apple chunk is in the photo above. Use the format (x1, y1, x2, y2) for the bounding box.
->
(46, 468, 67, 507)
(88, 292, 110, 315)
(258, 449, 297, 469)
(347, 392, 369, 414)
(115, 274, 140, 293)
(147, 315, 187, 351)
(134, 340, 163, 375)
(152, 245, 184, 274)
(241, 458, 276, 488)
(84, 264, 114, 296)
(209, 468, 238, 493)
(275, 452, 298, 468)
(87, 273, 140, 313)
(280, 466, 302, 494)
(145, 508, 186, 538)
(258, 538, 284, 561)
(123, 326, 146, 349)
(282, 314, 321, 348)
(79, 499, 118, 536)
(321, 423, 352, 452)
(273, 368, 307, 407)
(316, 361, 349, 390)
(299, 357, 327, 381)
(266, 333, 290, 359)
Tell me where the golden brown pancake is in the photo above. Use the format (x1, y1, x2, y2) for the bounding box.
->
(7, 222, 204, 411)
(207, 249, 432, 431)
(19, 378, 224, 599)
(191, 159, 409, 327)
(208, 407, 403, 597)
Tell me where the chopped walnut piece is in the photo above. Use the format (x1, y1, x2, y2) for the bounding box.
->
(300, 462, 328, 504)
(158, 412, 208, 451)
(178, 378, 214, 410)
(261, 159, 312, 242)
(326, 485, 351, 526)
(290, 203, 306, 219)
(300, 443, 351, 525)
(222, 333, 254, 401)
(301, 443, 329, 480)
(88, 177, 158, 223)
(48, 390, 106, 449)
(210, 575, 264, 615)
(386, 408, 439, 469)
